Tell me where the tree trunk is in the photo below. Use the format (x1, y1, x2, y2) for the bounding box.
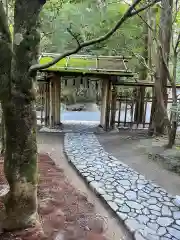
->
(0, 2, 12, 154)
(2, 97, 38, 230)
(148, 93, 156, 136)
(134, 87, 145, 124)
(134, 15, 148, 124)
(154, 72, 172, 139)
(159, 0, 173, 105)
(167, 53, 178, 148)
(0, 0, 46, 230)
(1, 113, 5, 155)
(153, 0, 173, 135)
(148, 5, 158, 135)
(168, 122, 177, 148)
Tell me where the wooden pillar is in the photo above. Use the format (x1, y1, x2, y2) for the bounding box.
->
(45, 81, 50, 126)
(110, 86, 117, 129)
(52, 79, 56, 127)
(100, 79, 107, 127)
(134, 86, 145, 124)
(54, 74, 61, 125)
(59, 76, 62, 124)
(41, 84, 45, 125)
(49, 77, 56, 128)
(100, 78, 112, 131)
(49, 80, 53, 127)
(105, 79, 112, 131)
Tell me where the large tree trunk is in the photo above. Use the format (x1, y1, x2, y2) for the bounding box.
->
(2, 97, 38, 230)
(153, 0, 173, 135)
(167, 53, 178, 148)
(0, 0, 12, 155)
(1, 113, 5, 155)
(159, 0, 173, 105)
(154, 71, 172, 140)
(0, 0, 46, 230)
(134, 14, 148, 124)
(148, 5, 158, 135)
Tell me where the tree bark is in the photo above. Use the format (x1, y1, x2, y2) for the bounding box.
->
(134, 87, 145, 124)
(153, 0, 173, 135)
(0, 1, 12, 155)
(134, 14, 148, 124)
(148, 5, 158, 135)
(2, 97, 38, 230)
(154, 71, 172, 139)
(167, 53, 178, 148)
(148, 93, 156, 136)
(1, 112, 5, 155)
(159, 0, 173, 105)
(0, 0, 46, 230)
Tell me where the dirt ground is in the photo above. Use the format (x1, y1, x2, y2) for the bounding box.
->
(37, 133, 132, 240)
(0, 154, 112, 240)
(97, 130, 180, 196)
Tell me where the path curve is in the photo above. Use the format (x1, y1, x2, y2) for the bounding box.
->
(38, 132, 131, 240)
(64, 132, 180, 240)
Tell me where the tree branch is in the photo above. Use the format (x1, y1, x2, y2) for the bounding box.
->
(172, 0, 180, 25)
(158, 44, 173, 87)
(67, 26, 81, 47)
(29, 0, 160, 74)
(129, 0, 159, 17)
(174, 32, 180, 54)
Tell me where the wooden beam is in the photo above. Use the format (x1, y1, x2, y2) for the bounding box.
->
(113, 81, 180, 88)
(41, 53, 132, 60)
(39, 70, 134, 78)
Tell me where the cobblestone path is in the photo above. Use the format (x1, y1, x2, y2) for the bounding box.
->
(64, 133, 180, 240)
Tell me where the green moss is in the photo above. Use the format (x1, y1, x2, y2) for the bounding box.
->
(20, 153, 38, 184)
(39, 56, 95, 69)
(39, 55, 133, 76)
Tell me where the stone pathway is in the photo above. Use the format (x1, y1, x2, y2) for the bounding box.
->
(97, 132, 180, 197)
(64, 133, 180, 240)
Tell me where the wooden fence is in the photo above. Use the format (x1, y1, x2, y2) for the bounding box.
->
(115, 95, 176, 129)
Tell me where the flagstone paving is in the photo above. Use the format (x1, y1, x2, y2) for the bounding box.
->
(64, 132, 180, 240)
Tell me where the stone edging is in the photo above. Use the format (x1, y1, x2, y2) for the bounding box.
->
(64, 133, 180, 240)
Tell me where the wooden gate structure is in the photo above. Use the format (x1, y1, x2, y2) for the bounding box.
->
(37, 53, 134, 131)
(37, 53, 180, 131)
